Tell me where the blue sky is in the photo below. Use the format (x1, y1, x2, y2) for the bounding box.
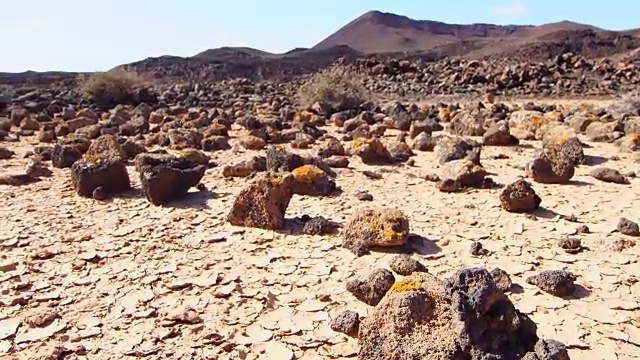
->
(1, 0, 637, 72)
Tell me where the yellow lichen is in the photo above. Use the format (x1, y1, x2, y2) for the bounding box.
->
(439, 108, 452, 122)
(547, 111, 564, 122)
(390, 273, 430, 293)
(395, 142, 411, 151)
(291, 165, 325, 183)
(269, 177, 284, 186)
(558, 136, 570, 144)
(631, 133, 640, 145)
(350, 138, 374, 150)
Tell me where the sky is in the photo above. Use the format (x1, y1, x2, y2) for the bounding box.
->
(1, 0, 638, 73)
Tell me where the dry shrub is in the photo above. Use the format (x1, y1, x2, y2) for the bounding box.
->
(609, 91, 640, 118)
(298, 66, 369, 111)
(80, 69, 144, 105)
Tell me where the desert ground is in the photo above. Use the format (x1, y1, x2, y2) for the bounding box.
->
(1, 88, 640, 360)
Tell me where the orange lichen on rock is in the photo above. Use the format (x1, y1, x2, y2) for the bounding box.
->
(389, 274, 429, 293)
(439, 108, 452, 122)
(291, 165, 325, 183)
(631, 133, 640, 145)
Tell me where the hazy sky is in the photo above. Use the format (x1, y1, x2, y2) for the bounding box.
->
(1, 0, 637, 72)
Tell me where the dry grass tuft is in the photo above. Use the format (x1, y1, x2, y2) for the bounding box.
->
(297, 66, 369, 111)
(80, 69, 144, 105)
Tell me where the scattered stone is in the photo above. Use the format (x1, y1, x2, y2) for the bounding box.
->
(0, 147, 15, 160)
(266, 146, 304, 173)
(291, 165, 337, 196)
(356, 191, 373, 201)
(607, 238, 636, 252)
(558, 237, 582, 254)
(527, 151, 575, 184)
(437, 159, 486, 191)
(470, 241, 490, 256)
(434, 136, 481, 165)
(359, 268, 549, 359)
(389, 255, 427, 275)
(51, 144, 82, 168)
(575, 225, 590, 234)
(0, 174, 40, 186)
(526, 270, 576, 297)
(227, 173, 295, 230)
(361, 170, 382, 180)
(329, 311, 360, 337)
(345, 268, 395, 306)
(590, 167, 629, 184)
(135, 153, 206, 205)
(522, 338, 570, 360)
(348, 138, 394, 165)
(70, 156, 130, 199)
(490, 268, 513, 292)
(342, 208, 410, 256)
(499, 179, 542, 212)
(482, 121, 518, 146)
(302, 216, 336, 235)
(617, 217, 640, 236)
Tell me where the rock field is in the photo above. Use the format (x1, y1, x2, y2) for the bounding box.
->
(1, 61, 640, 360)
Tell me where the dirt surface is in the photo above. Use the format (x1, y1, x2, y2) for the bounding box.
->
(1, 115, 640, 359)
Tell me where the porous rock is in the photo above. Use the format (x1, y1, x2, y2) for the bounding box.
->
(135, 153, 206, 206)
(500, 179, 542, 212)
(342, 208, 410, 256)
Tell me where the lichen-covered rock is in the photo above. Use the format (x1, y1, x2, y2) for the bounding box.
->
(508, 110, 547, 140)
(227, 173, 295, 230)
(590, 167, 629, 184)
(291, 164, 337, 196)
(526, 270, 576, 297)
(84, 134, 127, 161)
(526, 152, 575, 184)
(178, 148, 211, 166)
(342, 208, 410, 256)
(500, 179, 542, 212)
(168, 128, 203, 150)
(541, 129, 585, 165)
(389, 254, 427, 275)
(135, 153, 206, 206)
(70, 157, 130, 199)
(121, 140, 146, 160)
(437, 159, 486, 191)
(359, 268, 545, 360)
(434, 136, 482, 165)
(409, 118, 442, 139)
(585, 121, 623, 142)
(239, 134, 267, 150)
(346, 268, 395, 306)
(348, 138, 394, 165)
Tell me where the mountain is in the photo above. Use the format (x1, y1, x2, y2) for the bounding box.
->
(312, 10, 609, 54)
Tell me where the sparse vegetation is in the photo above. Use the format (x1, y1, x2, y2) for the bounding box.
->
(609, 91, 640, 118)
(297, 65, 369, 111)
(80, 69, 144, 105)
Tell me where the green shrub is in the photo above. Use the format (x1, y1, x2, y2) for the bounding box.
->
(298, 65, 369, 111)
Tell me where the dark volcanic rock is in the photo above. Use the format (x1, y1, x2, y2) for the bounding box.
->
(135, 153, 206, 206)
(70, 157, 131, 198)
(590, 167, 629, 184)
(51, 144, 82, 168)
(617, 217, 640, 236)
(526, 270, 576, 297)
(265, 146, 304, 173)
(389, 254, 427, 275)
(330, 310, 360, 337)
(499, 179, 542, 212)
(346, 268, 395, 306)
(358, 268, 546, 360)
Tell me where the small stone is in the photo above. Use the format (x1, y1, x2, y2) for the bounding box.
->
(470, 241, 490, 256)
(575, 225, 590, 234)
(617, 217, 640, 236)
(389, 255, 427, 276)
(590, 167, 629, 184)
(558, 237, 582, 254)
(346, 268, 395, 306)
(356, 191, 373, 201)
(329, 310, 360, 337)
(499, 179, 541, 213)
(490, 268, 513, 292)
(526, 270, 576, 297)
(302, 216, 336, 235)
